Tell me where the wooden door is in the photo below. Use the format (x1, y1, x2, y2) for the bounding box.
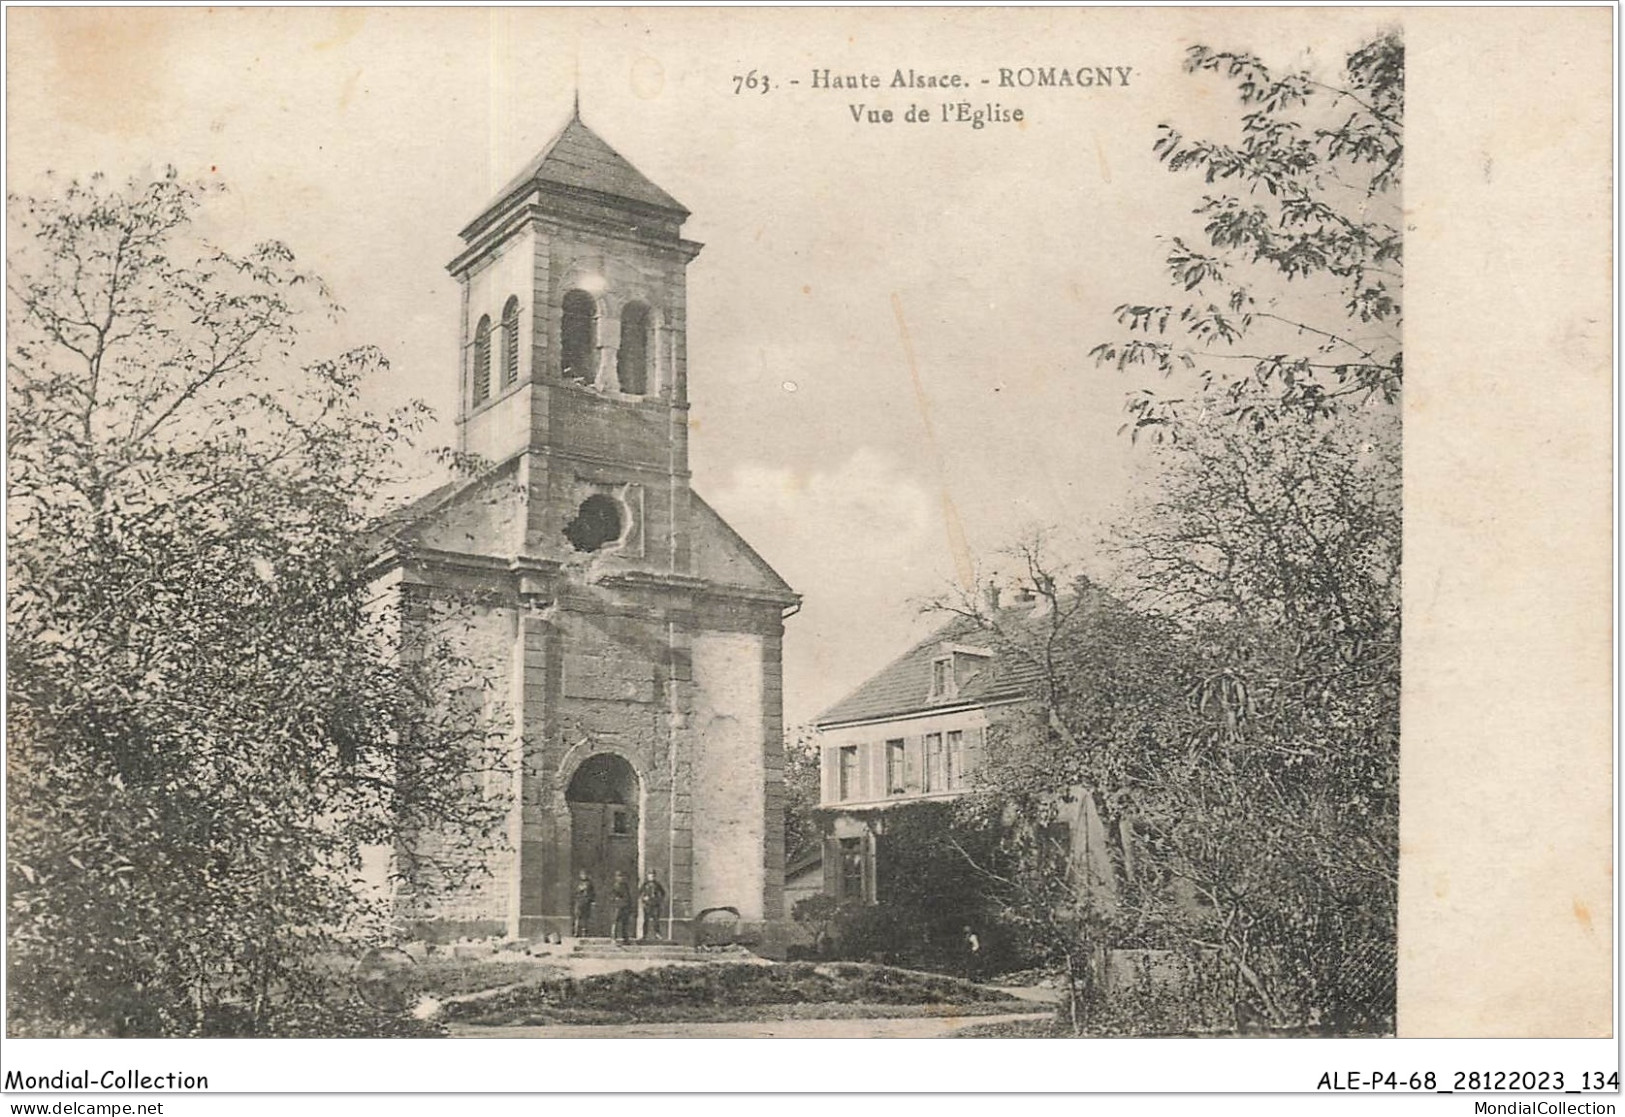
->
(569, 801, 639, 935)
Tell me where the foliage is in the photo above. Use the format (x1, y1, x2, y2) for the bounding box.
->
(786, 801, 1018, 976)
(867, 801, 1013, 973)
(376, 957, 569, 1001)
(1093, 35, 1403, 1029)
(1092, 34, 1402, 434)
(203, 998, 449, 1039)
(953, 423, 1398, 1030)
(789, 893, 841, 955)
(6, 171, 502, 1036)
(1115, 420, 1400, 1030)
(781, 724, 822, 866)
(939, 33, 1402, 1033)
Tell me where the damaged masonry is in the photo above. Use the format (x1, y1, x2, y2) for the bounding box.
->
(368, 109, 799, 951)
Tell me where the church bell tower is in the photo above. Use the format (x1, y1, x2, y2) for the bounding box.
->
(385, 109, 798, 947)
(446, 108, 702, 573)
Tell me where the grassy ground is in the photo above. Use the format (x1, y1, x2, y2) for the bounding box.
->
(950, 1015, 1394, 1038)
(440, 961, 1029, 1027)
(408, 958, 570, 998)
(456, 1000, 1036, 1028)
(953, 1016, 1068, 1037)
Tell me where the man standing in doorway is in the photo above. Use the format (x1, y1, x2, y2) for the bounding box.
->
(610, 871, 634, 945)
(639, 869, 667, 940)
(572, 870, 595, 937)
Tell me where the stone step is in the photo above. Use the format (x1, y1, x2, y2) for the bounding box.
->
(571, 950, 715, 962)
(568, 940, 756, 963)
(573, 937, 686, 947)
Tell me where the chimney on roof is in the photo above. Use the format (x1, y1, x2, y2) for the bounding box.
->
(981, 580, 1001, 614)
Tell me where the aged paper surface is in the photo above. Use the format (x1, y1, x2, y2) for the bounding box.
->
(1399, 5, 1612, 1038)
(3, 3, 1612, 1063)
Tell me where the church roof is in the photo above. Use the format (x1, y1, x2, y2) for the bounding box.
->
(461, 113, 688, 240)
(688, 492, 795, 598)
(367, 464, 795, 603)
(815, 609, 1046, 727)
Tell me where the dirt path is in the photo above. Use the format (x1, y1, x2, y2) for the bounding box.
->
(448, 1010, 1052, 1039)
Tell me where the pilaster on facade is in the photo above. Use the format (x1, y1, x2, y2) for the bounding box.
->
(376, 110, 796, 948)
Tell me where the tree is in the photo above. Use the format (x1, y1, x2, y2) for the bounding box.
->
(1119, 410, 1400, 1028)
(952, 425, 1399, 1028)
(1092, 34, 1402, 433)
(780, 724, 823, 868)
(946, 33, 1403, 1032)
(6, 171, 500, 1036)
(1098, 33, 1403, 1029)
(932, 554, 1199, 1030)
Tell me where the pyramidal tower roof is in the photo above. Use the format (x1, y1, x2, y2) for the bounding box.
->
(459, 111, 688, 241)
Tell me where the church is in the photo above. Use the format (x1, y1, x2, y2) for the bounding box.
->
(368, 110, 798, 948)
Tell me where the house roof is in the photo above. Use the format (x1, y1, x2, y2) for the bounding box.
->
(461, 112, 688, 240)
(814, 607, 1047, 727)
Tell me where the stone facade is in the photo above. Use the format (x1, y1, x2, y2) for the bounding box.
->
(372, 113, 796, 948)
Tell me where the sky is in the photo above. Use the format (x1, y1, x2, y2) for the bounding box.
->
(6, 7, 1394, 724)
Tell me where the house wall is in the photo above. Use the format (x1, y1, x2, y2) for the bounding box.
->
(783, 866, 825, 921)
(816, 706, 1007, 809)
(812, 701, 1123, 914)
(1049, 785, 1119, 903)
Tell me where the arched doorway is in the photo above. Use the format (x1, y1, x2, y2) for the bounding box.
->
(565, 753, 640, 936)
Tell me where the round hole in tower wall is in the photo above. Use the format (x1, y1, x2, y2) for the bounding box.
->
(563, 493, 624, 553)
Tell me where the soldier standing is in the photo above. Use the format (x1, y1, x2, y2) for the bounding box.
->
(571, 870, 595, 937)
(638, 869, 667, 940)
(610, 871, 635, 944)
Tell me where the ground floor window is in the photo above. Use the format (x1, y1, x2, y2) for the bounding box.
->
(839, 837, 865, 901)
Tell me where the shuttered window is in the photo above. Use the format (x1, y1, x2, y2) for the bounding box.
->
(500, 297, 520, 386)
(617, 302, 651, 394)
(472, 315, 492, 405)
(885, 739, 906, 796)
(923, 733, 945, 793)
(838, 746, 858, 801)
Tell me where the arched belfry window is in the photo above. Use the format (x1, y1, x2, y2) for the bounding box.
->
(500, 297, 520, 388)
(617, 303, 652, 395)
(472, 315, 493, 406)
(561, 290, 597, 383)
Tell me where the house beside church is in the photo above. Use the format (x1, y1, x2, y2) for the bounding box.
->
(368, 110, 798, 947)
(810, 602, 1117, 910)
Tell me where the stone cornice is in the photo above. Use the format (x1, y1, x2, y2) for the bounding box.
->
(449, 203, 703, 277)
(370, 545, 798, 611)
